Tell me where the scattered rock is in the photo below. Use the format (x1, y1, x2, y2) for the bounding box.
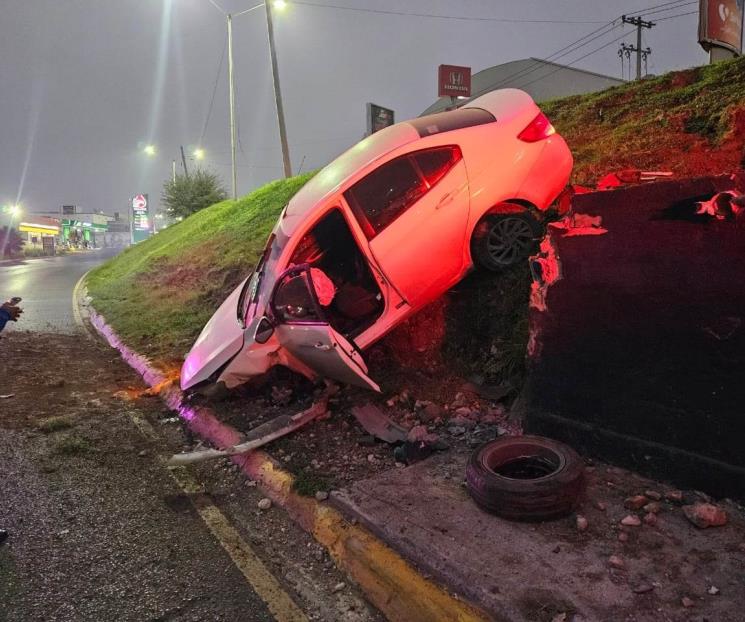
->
(550, 614, 567, 622)
(631, 583, 655, 594)
(624, 495, 648, 510)
(420, 403, 443, 422)
(643, 502, 661, 514)
(406, 425, 438, 444)
(618, 532, 629, 543)
(258, 498, 272, 510)
(621, 515, 642, 527)
(332, 582, 346, 593)
(576, 515, 588, 532)
(608, 555, 625, 569)
(664, 490, 684, 503)
(683, 503, 728, 529)
(245, 480, 257, 487)
(595, 501, 607, 512)
(738, 542, 745, 553)
(315, 491, 329, 502)
(643, 512, 658, 526)
(644, 490, 662, 501)
(447, 426, 466, 436)
(138, 450, 148, 457)
(367, 453, 377, 463)
(682, 596, 695, 608)
(450, 415, 476, 429)
(708, 585, 720, 596)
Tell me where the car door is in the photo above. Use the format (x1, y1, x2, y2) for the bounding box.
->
(270, 267, 380, 392)
(344, 146, 470, 305)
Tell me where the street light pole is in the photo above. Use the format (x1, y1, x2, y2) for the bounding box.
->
(227, 13, 238, 200)
(265, 2, 292, 178)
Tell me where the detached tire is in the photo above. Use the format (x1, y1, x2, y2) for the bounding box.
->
(471, 210, 543, 271)
(465, 435, 584, 521)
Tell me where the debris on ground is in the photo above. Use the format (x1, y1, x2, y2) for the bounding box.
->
(351, 404, 408, 444)
(683, 502, 728, 528)
(257, 498, 272, 510)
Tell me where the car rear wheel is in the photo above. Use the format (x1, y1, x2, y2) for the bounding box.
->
(471, 210, 543, 271)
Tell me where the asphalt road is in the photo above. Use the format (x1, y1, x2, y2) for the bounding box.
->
(0, 249, 120, 334)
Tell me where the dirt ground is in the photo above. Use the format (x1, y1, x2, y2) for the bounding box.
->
(0, 330, 382, 622)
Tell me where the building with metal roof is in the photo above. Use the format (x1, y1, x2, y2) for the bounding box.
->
(421, 58, 624, 116)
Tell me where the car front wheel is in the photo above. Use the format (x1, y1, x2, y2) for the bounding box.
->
(471, 210, 543, 271)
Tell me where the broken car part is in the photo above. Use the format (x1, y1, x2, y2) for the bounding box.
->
(351, 403, 408, 444)
(167, 396, 329, 466)
(465, 435, 584, 521)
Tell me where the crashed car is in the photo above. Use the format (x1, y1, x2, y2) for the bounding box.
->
(181, 88, 572, 393)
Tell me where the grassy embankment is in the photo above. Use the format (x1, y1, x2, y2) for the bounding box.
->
(87, 173, 314, 368)
(88, 57, 745, 380)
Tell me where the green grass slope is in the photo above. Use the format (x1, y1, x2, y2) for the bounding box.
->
(87, 173, 314, 365)
(542, 55, 745, 183)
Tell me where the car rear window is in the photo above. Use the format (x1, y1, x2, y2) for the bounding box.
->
(408, 107, 495, 138)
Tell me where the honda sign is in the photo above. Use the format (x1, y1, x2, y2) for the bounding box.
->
(438, 64, 472, 98)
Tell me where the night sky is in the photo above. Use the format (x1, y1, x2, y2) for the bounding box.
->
(1, 0, 707, 216)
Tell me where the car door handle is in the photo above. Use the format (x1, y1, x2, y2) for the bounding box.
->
(436, 192, 455, 209)
(314, 343, 331, 351)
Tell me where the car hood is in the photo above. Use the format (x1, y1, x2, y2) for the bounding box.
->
(180, 279, 247, 390)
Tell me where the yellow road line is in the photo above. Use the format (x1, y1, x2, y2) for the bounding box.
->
(126, 411, 308, 622)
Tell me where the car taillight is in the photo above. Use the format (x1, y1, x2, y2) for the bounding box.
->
(518, 112, 556, 142)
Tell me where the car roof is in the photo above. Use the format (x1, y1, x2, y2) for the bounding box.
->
(281, 89, 535, 236)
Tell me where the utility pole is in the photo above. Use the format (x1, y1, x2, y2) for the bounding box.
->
(265, 2, 292, 178)
(172, 160, 177, 184)
(621, 15, 654, 80)
(227, 13, 238, 200)
(180, 145, 189, 178)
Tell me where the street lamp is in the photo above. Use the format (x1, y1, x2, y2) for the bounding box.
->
(206, 1, 293, 200)
(144, 144, 157, 156)
(7, 204, 21, 218)
(193, 148, 205, 160)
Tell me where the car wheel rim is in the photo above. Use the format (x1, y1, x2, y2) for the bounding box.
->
(486, 218, 534, 265)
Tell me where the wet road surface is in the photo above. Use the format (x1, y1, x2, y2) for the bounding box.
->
(0, 249, 120, 333)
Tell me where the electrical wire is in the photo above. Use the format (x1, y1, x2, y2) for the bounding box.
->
(631, 1, 697, 17)
(654, 10, 699, 20)
(292, 0, 608, 24)
(626, 0, 695, 16)
(205, 0, 227, 16)
(476, 21, 622, 95)
(199, 33, 227, 147)
(515, 30, 635, 91)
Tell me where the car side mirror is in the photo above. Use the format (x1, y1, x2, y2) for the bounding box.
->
(254, 317, 275, 344)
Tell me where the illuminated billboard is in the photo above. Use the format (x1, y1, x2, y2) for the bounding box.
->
(698, 0, 744, 54)
(131, 193, 151, 243)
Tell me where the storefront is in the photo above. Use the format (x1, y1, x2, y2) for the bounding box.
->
(18, 217, 60, 255)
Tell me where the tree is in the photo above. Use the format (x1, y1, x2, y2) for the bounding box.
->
(0, 226, 23, 257)
(161, 168, 227, 219)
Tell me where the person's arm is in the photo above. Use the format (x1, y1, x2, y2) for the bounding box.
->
(0, 304, 21, 334)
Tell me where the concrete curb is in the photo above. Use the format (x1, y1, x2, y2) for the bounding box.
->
(85, 303, 489, 622)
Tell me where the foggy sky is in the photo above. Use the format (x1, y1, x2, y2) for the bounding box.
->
(0, 0, 707, 217)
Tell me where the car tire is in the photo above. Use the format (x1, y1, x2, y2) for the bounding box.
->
(465, 435, 585, 521)
(471, 210, 544, 271)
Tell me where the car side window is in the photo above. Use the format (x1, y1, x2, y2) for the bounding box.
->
(414, 146, 461, 188)
(344, 156, 425, 235)
(345, 146, 462, 238)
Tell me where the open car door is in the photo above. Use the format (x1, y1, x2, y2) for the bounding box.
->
(271, 267, 380, 392)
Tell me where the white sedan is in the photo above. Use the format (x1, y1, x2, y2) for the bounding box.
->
(181, 88, 572, 393)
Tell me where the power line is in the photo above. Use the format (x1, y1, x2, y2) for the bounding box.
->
(479, 21, 622, 94)
(654, 10, 699, 20)
(199, 33, 227, 147)
(292, 0, 608, 24)
(626, 0, 693, 15)
(633, 1, 697, 17)
(516, 30, 636, 91)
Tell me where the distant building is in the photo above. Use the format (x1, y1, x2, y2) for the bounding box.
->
(421, 58, 624, 115)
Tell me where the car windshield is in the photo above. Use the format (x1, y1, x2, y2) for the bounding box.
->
(237, 225, 289, 325)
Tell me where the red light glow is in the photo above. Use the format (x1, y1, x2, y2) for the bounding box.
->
(518, 112, 556, 143)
